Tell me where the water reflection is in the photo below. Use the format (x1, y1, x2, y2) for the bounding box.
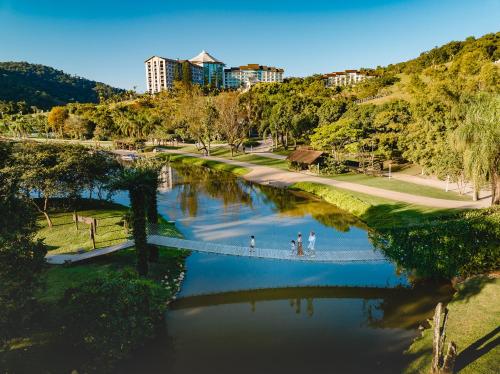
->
(160, 162, 373, 251)
(116, 285, 452, 374)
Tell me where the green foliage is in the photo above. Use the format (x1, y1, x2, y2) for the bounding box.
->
(0, 142, 47, 346)
(321, 155, 349, 175)
(290, 182, 372, 217)
(0, 62, 123, 110)
(59, 270, 168, 366)
(372, 208, 500, 279)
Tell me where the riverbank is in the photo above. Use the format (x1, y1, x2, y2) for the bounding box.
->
(404, 275, 500, 374)
(158, 150, 487, 210)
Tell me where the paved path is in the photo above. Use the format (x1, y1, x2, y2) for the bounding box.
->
(45, 235, 385, 265)
(163, 150, 488, 209)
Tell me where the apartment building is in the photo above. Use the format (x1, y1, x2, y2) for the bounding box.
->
(224, 64, 285, 89)
(324, 70, 373, 87)
(145, 56, 179, 93)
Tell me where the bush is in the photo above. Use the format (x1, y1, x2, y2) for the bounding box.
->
(59, 270, 168, 366)
(320, 155, 349, 175)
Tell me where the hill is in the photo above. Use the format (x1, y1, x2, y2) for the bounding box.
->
(352, 32, 499, 102)
(0, 62, 124, 111)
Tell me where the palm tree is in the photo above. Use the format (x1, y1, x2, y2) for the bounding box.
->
(456, 94, 500, 205)
(112, 167, 157, 275)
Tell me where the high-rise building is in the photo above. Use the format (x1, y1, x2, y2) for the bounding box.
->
(189, 50, 225, 88)
(145, 50, 225, 93)
(223, 64, 284, 89)
(323, 70, 373, 87)
(145, 56, 178, 93)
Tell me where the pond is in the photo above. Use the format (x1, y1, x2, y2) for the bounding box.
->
(113, 163, 453, 374)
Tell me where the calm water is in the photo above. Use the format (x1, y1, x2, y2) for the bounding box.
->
(112, 163, 453, 374)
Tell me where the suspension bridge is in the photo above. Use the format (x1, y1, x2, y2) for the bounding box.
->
(45, 234, 386, 265)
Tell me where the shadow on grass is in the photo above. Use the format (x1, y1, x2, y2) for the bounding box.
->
(455, 326, 500, 372)
(453, 276, 497, 303)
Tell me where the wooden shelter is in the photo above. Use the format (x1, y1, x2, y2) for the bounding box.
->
(287, 149, 324, 170)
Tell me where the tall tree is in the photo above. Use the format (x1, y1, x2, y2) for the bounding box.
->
(456, 94, 500, 205)
(47, 106, 69, 138)
(215, 91, 248, 156)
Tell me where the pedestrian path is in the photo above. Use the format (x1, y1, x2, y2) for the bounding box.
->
(45, 235, 386, 265)
(162, 150, 488, 209)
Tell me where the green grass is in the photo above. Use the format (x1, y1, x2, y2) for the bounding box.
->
(290, 182, 459, 229)
(405, 276, 500, 374)
(166, 153, 250, 175)
(328, 173, 471, 201)
(208, 147, 289, 170)
(36, 200, 130, 254)
(38, 245, 188, 303)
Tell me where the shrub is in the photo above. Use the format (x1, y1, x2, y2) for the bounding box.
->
(59, 270, 168, 366)
(320, 155, 349, 175)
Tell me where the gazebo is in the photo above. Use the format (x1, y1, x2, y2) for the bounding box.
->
(286, 149, 324, 170)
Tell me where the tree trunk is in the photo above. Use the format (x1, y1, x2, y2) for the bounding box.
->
(43, 197, 53, 228)
(146, 178, 159, 263)
(491, 169, 500, 205)
(130, 188, 148, 276)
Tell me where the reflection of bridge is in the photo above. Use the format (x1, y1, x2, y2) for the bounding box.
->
(46, 235, 385, 264)
(171, 286, 408, 310)
(170, 285, 453, 329)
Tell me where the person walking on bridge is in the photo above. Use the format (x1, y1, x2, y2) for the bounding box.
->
(297, 233, 303, 256)
(307, 231, 316, 257)
(250, 235, 255, 253)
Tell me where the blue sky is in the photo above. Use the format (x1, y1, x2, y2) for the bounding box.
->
(0, 0, 498, 91)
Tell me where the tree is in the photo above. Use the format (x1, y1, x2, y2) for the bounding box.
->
(456, 94, 500, 205)
(0, 142, 47, 346)
(215, 91, 249, 156)
(47, 106, 69, 138)
(112, 166, 159, 275)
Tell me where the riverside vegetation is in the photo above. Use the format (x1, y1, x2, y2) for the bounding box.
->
(0, 141, 188, 372)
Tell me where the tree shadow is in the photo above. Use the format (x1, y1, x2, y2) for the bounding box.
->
(453, 276, 497, 303)
(455, 326, 500, 372)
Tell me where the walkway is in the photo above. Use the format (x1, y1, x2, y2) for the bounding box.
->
(162, 150, 488, 209)
(45, 235, 385, 265)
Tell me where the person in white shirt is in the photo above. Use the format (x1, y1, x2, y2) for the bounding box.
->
(290, 240, 296, 255)
(307, 231, 316, 257)
(250, 235, 255, 252)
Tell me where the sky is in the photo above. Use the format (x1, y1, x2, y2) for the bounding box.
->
(0, 0, 499, 91)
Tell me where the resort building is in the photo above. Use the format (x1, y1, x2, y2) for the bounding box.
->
(324, 70, 373, 87)
(145, 51, 222, 93)
(189, 50, 225, 88)
(145, 56, 179, 93)
(224, 64, 285, 89)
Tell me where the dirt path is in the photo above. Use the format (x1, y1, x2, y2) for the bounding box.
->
(163, 150, 490, 209)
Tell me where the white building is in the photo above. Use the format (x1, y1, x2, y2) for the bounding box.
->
(224, 64, 284, 89)
(144, 55, 204, 93)
(324, 70, 373, 87)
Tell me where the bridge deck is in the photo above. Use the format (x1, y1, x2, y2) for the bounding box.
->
(46, 235, 386, 265)
(148, 235, 385, 262)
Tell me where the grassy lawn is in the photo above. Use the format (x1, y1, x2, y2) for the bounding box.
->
(405, 276, 500, 374)
(290, 182, 459, 229)
(166, 153, 250, 175)
(208, 147, 289, 170)
(38, 245, 189, 303)
(327, 173, 471, 201)
(36, 200, 129, 254)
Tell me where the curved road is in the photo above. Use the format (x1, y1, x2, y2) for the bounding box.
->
(162, 150, 489, 209)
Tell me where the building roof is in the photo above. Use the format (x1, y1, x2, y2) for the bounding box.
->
(144, 55, 178, 63)
(224, 64, 284, 73)
(287, 149, 324, 165)
(189, 50, 224, 65)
